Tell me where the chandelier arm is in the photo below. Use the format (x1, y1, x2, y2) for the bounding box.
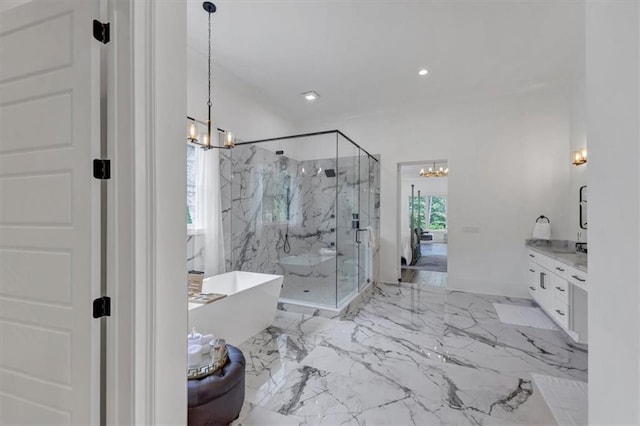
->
(207, 9, 212, 147)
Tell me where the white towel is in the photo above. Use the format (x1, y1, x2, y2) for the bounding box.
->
(187, 344, 202, 368)
(365, 226, 378, 251)
(532, 222, 551, 240)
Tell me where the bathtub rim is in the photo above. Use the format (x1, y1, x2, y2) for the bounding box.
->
(201, 270, 283, 295)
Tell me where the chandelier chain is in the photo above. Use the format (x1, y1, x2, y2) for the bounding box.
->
(207, 10, 212, 108)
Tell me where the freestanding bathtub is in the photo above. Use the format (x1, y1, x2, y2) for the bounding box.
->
(188, 271, 283, 345)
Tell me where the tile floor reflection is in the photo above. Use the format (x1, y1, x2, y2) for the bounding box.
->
(233, 281, 587, 425)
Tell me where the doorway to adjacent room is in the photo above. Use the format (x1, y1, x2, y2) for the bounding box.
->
(398, 161, 448, 286)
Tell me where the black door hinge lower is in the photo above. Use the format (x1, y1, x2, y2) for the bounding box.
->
(93, 296, 111, 318)
(93, 20, 110, 44)
(93, 159, 111, 180)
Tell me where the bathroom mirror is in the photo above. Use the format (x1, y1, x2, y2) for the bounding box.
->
(579, 185, 587, 229)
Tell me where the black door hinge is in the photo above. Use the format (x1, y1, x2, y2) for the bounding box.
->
(93, 20, 110, 44)
(93, 159, 111, 179)
(93, 296, 111, 318)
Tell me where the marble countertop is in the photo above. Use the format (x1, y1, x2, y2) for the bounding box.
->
(525, 239, 588, 273)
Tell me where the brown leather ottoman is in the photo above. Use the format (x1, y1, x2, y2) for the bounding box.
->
(188, 345, 245, 426)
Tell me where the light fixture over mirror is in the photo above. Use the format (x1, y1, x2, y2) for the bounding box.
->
(186, 1, 234, 150)
(419, 161, 449, 178)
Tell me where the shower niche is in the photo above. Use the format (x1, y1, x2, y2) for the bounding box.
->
(220, 131, 380, 311)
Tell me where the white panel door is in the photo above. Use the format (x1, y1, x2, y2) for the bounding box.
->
(0, 1, 100, 424)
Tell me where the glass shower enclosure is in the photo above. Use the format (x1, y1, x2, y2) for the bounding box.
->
(220, 131, 380, 310)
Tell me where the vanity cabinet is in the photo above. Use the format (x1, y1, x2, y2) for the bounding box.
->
(527, 249, 588, 343)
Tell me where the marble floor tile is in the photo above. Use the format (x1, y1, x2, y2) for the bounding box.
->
(443, 314, 588, 382)
(401, 268, 448, 287)
(348, 283, 446, 337)
(439, 364, 558, 426)
(232, 281, 587, 425)
(442, 334, 587, 382)
(233, 401, 305, 426)
(253, 364, 441, 425)
(445, 291, 536, 323)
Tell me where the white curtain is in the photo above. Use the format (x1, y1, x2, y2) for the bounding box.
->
(196, 147, 226, 278)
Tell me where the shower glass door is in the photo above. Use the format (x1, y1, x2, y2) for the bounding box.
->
(336, 134, 359, 306)
(358, 152, 371, 291)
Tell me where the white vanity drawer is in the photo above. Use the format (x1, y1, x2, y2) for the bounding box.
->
(567, 266, 587, 289)
(553, 276, 569, 304)
(528, 282, 537, 300)
(553, 261, 569, 279)
(527, 262, 537, 289)
(528, 250, 554, 271)
(552, 300, 570, 329)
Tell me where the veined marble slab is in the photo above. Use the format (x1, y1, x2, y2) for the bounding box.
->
(234, 281, 586, 424)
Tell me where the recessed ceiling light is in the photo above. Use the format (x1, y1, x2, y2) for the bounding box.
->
(302, 91, 320, 101)
(418, 69, 428, 76)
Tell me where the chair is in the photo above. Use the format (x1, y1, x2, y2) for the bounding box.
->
(188, 345, 246, 426)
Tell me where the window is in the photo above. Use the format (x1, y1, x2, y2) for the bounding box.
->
(262, 170, 292, 224)
(186, 144, 198, 228)
(427, 195, 447, 230)
(409, 195, 447, 230)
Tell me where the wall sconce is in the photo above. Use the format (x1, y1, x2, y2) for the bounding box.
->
(572, 147, 587, 166)
(185, 2, 235, 150)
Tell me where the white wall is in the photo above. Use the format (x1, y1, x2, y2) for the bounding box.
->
(586, 2, 640, 424)
(299, 87, 574, 297)
(187, 45, 295, 141)
(0, 0, 31, 12)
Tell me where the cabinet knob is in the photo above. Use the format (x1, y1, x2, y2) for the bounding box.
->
(555, 286, 565, 292)
(529, 286, 535, 291)
(555, 309, 565, 316)
(571, 275, 586, 282)
(555, 267, 565, 272)
(529, 254, 535, 258)
(529, 269, 535, 273)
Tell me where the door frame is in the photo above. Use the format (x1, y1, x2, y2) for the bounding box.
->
(396, 160, 449, 279)
(108, 1, 187, 424)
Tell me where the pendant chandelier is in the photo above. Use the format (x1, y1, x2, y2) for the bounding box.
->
(186, 1, 234, 150)
(419, 162, 449, 178)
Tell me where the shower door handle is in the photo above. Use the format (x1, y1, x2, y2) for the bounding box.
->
(355, 229, 367, 244)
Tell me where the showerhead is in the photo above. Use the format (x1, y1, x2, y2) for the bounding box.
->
(324, 169, 336, 178)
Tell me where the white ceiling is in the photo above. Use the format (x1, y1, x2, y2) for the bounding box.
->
(187, 0, 584, 123)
